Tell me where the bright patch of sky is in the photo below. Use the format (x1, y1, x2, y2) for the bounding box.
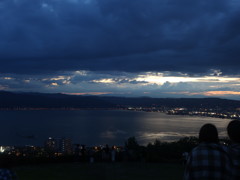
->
(1, 69, 240, 99)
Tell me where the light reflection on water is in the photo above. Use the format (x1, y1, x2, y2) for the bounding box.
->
(131, 112, 231, 144)
(0, 110, 232, 146)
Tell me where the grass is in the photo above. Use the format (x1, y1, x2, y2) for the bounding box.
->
(14, 162, 184, 180)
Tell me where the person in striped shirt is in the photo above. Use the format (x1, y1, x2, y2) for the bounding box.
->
(184, 123, 232, 180)
(226, 120, 240, 180)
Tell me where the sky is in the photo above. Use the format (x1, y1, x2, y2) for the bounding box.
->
(1, 0, 240, 99)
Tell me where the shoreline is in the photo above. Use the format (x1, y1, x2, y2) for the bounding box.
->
(0, 107, 237, 120)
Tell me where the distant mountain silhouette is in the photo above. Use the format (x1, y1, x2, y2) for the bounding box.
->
(0, 91, 114, 109)
(102, 96, 240, 110)
(0, 91, 240, 110)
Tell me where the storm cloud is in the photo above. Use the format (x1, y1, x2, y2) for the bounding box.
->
(0, 0, 240, 75)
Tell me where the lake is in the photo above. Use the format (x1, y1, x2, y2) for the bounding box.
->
(0, 110, 231, 146)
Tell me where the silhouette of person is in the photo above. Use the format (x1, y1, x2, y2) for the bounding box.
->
(184, 123, 231, 180)
(182, 152, 188, 165)
(225, 120, 240, 179)
(102, 144, 110, 161)
(74, 144, 81, 162)
(88, 147, 95, 163)
(80, 145, 87, 162)
(111, 146, 116, 162)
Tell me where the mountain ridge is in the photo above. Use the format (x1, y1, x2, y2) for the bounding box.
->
(0, 91, 240, 110)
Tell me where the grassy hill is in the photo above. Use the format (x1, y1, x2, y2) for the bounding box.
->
(15, 162, 184, 180)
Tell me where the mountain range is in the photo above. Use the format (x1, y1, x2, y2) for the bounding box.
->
(0, 91, 240, 110)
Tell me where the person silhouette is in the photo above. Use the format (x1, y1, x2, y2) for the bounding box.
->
(111, 146, 116, 162)
(184, 123, 231, 180)
(226, 120, 240, 179)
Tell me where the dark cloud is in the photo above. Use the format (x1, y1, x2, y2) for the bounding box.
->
(0, 0, 239, 75)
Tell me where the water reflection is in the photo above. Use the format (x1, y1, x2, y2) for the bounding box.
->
(0, 110, 232, 146)
(135, 113, 231, 144)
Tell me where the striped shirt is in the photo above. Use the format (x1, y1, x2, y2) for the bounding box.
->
(184, 143, 232, 180)
(224, 144, 240, 180)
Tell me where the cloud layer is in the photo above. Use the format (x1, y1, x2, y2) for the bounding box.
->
(1, 70, 240, 99)
(0, 0, 240, 75)
(1, 0, 240, 99)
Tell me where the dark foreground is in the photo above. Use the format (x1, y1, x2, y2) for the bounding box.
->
(14, 162, 184, 180)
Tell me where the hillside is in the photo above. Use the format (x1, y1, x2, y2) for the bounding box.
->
(0, 91, 240, 110)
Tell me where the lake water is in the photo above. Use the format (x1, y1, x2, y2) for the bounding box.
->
(0, 110, 231, 146)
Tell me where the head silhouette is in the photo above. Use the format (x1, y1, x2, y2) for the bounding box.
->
(227, 120, 240, 143)
(199, 123, 219, 143)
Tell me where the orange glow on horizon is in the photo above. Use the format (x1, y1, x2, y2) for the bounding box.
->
(201, 91, 240, 96)
(166, 91, 240, 96)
